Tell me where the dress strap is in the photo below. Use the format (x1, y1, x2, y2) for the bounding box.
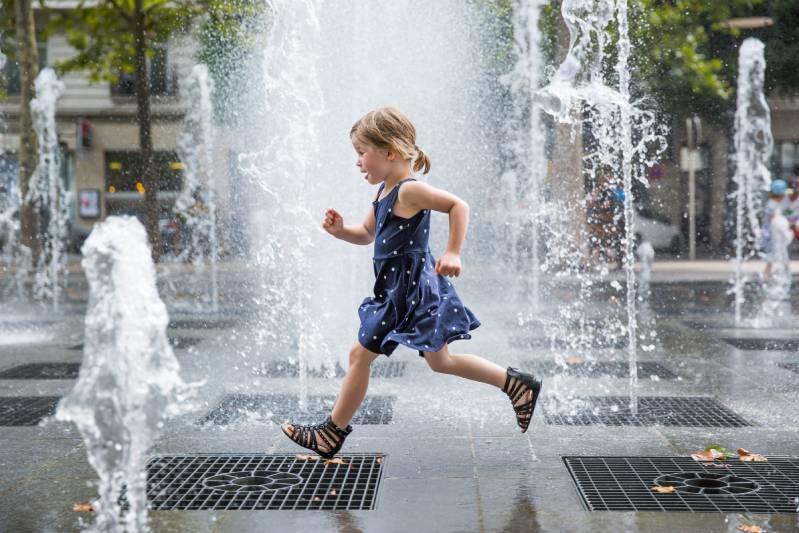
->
(374, 183, 385, 202)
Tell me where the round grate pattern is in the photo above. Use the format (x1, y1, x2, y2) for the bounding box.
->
(203, 470, 303, 492)
(654, 471, 760, 496)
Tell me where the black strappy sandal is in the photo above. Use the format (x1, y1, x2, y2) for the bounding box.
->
(502, 367, 542, 433)
(281, 415, 353, 459)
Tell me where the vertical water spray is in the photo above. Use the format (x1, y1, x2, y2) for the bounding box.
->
(731, 38, 773, 326)
(28, 68, 68, 310)
(175, 64, 219, 312)
(535, 0, 666, 413)
(55, 216, 194, 533)
(507, 0, 548, 308)
(238, 0, 326, 405)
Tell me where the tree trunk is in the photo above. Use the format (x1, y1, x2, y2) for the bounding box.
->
(134, 0, 161, 260)
(14, 0, 41, 268)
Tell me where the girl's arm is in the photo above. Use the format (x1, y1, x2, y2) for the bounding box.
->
(323, 207, 375, 245)
(399, 182, 469, 277)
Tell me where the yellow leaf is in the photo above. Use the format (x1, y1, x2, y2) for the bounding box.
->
(73, 502, 94, 512)
(324, 458, 347, 465)
(651, 485, 675, 494)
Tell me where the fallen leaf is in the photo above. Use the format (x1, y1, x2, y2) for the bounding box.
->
(651, 485, 675, 494)
(313, 496, 321, 501)
(73, 503, 94, 512)
(376, 457, 383, 464)
(295, 454, 319, 461)
(330, 489, 337, 496)
(324, 458, 347, 465)
(736, 525, 763, 533)
(737, 448, 767, 462)
(691, 449, 726, 461)
(564, 355, 586, 365)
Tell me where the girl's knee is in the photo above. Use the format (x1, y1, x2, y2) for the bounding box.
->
(424, 352, 452, 374)
(349, 344, 376, 368)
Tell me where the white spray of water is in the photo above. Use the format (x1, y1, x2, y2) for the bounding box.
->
(28, 68, 69, 310)
(238, 0, 326, 405)
(731, 38, 773, 325)
(535, 0, 667, 414)
(506, 0, 548, 308)
(175, 64, 219, 312)
(56, 216, 196, 533)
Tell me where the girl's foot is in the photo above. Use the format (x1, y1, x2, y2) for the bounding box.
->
(502, 367, 542, 433)
(281, 415, 353, 459)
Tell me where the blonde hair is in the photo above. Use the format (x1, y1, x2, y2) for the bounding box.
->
(350, 106, 431, 174)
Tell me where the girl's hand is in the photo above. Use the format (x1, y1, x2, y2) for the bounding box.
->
(322, 207, 344, 236)
(435, 252, 462, 277)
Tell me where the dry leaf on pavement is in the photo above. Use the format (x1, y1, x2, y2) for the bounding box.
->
(737, 448, 767, 462)
(73, 503, 94, 512)
(651, 485, 675, 494)
(324, 458, 347, 465)
(736, 525, 763, 533)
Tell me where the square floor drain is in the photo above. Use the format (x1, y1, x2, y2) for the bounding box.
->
(543, 396, 751, 427)
(68, 337, 202, 351)
(564, 456, 799, 513)
(521, 360, 676, 379)
(122, 453, 384, 511)
(253, 361, 406, 379)
(778, 362, 799, 374)
(509, 335, 628, 350)
(723, 338, 799, 351)
(0, 363, 80, 379)
(200, 394, 394, 425)
(0, 396, 60, 426)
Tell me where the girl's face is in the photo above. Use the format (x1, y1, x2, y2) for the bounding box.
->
(352, 138, 393, 185)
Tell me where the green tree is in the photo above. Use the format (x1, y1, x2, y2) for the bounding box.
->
(48, 0, 209, 260)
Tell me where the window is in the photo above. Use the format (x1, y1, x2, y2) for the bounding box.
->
(1, 42, 48, 96)
(105, 151, 183, 193)
(773, 141, 799, 180)
(110, 43, 176, 97)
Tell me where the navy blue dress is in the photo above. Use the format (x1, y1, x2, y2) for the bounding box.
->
(358, 177, 481, 357)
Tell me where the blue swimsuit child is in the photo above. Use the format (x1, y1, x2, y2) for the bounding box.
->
(358, 177, 481, 357)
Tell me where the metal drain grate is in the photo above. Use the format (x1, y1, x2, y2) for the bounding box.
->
(253, 361, 406, 379)
(200, 394, 394, 425)
(778, 362, 799, 374)
(723, 338, 799, 351)
(564, 456, 799, 513)
(121, 453, 384, 511)
(0, 363, 80, 379)
(509, 335, 628, 350)
(0, 396, 60, 426)
(543, 396, 751, 427)
(68, 336, 202, 351)
(521, 360, 676, 379)
(168, 318, 238, 330)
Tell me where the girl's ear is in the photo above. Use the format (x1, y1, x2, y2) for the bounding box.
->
(385, 149, 396, 161)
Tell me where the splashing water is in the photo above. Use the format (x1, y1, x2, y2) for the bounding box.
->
(27, 68, 69, 310)
(731, 38, 774, 326)
(238, 0, 327, 406)
(174, 64, 219, 312)
(505, 0, 549, 309)
(56, 216, 195, 533)
(534, 0, 667, 414)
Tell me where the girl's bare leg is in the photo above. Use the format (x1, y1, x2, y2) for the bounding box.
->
(422, 344, 508, 388)
(281, 343, 379, 438)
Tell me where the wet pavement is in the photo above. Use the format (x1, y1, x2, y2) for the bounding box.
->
(1, 261, 798, 532)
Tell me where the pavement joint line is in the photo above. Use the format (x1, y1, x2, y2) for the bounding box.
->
(466, 416, 486, 533)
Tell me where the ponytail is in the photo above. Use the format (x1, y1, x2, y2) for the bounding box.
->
(413, 146, 432, 175)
